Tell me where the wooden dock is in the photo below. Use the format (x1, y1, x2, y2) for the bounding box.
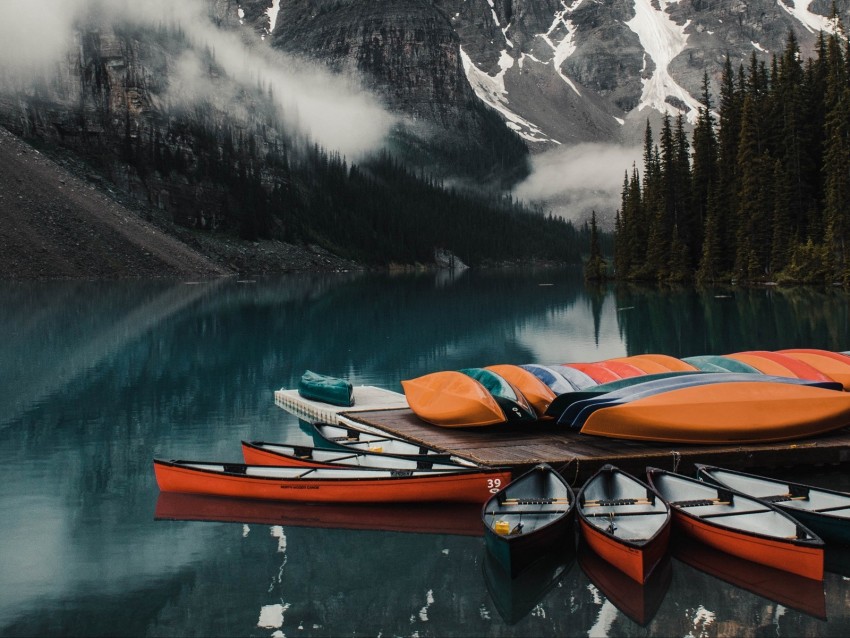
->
(274, 386, 850, 486)
(342, 407, 850, 486)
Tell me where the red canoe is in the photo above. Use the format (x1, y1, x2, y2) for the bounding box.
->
(562, 362, 622, 384)
(647, 467, 824, 580)
(577, 464, 671, 583)
(154, 459, 512, 504)
(779, 349, 850, 389)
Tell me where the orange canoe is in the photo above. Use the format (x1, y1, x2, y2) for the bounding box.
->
(779, 349, 850, 390)
(647, 467, 824, 581)
(607, 354, 695, 374)
(577, 465, 671, 583)
(577, 464, 671, 583)
(485, 364, 557, 417)
(401, 371, 505, 427)
(593, 360, 646, 379)
(580, 381, 850, 444)
(725, 350, 829, 380)
(154, 460, 513, 504)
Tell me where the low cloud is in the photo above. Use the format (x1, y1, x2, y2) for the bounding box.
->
(513, 143, 642, 227)
(0, 0, 396, 159)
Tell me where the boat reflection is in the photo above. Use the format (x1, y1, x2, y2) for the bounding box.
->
(154, 492, 483, 536)
(672, 538, 827, 620)
(482, 547, 575, 625)
(578, 542, 672, 626)
(825, 544, 850, 577)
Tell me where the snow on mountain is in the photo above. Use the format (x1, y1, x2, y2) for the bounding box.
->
(626, 0, 702, 124)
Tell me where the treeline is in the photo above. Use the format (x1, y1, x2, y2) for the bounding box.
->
(134, 114, 584, 266)
(614, 26, 850, 285)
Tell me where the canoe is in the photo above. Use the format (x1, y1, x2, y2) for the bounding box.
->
(579, 379, 850, 444)
(310, 421, 456, 461)
(550, 364, 597, 390)
(593, 360, 646, 378)
(695, 464, 850, 544)
(682, 354, 761, 373)
(154, 459, 513, 503)
(241, 440, 478, 470)
(608, 354, 697, 373)
(401, 371, 506, 427)
(298, 370, 353, 407)
(520, 364, 583, 393)
(485, 364, 557, 417)
(576, 464, 671, 583)
(482, 547, 574, 625)
(561, 362, 622, 384)
(562, 372, 842, 430)
(779, 349, 850, 390)
(646, 467, 824, 580)
(154, 491, 484, 536)
(458, 368, 538, 422)
(544, 371, 701, 421)
(672, 537, 826, 619)
(725, 351, 830, 380)
(482, 463, 576, 577)
(578, 545, 672, 627)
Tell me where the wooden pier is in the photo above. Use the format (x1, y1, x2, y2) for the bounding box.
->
(274, 386, 850, 486)
(342, 407, 850, 486)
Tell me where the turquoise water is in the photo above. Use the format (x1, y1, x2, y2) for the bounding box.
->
(3, 269, 850, 636)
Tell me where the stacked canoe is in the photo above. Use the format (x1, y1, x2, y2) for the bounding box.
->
(401, 348, 850, 444)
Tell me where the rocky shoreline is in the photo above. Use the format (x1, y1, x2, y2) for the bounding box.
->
(0, 127, 361, 281)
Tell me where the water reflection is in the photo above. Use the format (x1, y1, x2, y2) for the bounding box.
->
(3, 271, 850, 636)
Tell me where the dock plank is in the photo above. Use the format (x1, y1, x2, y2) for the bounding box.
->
(342, 408, 850, 486)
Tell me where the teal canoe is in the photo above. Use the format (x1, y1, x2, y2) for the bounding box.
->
(459, 368, 538, 422)
(682, 355, 761, 374)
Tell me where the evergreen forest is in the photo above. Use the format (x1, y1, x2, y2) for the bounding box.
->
(614, 26, 850, 285)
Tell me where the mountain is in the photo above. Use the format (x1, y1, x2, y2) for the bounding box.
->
(0, 0, 848, 277)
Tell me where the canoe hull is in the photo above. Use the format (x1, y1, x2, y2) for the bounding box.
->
(401, 371, 506, 427)
(578, 517, 670, 583)
(482, 464, 576, 577)
(580, 381, 850, 444)
(154, 460, 512, 504)
(671, 509, 823, 580)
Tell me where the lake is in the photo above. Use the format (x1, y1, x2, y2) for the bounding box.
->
(3, 268, 850, 637)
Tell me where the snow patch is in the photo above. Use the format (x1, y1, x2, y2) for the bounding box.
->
(258, 603, 290, 629)
(460, 47, 555, 143)
(751, 41, 768, 52)
(625, 0, 702, 123)
(778, 0, 839, 34)
(266, 0, 280, 34)
(537, 0, 584, 96)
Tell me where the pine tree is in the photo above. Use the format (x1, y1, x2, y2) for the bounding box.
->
(585, 211, 608, 281)
(691, 72, 718, 269)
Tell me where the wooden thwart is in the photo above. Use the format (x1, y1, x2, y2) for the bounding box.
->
(501, 497, 570, 505)
(582, 497, 653, 507)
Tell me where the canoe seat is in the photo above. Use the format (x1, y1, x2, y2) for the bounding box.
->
(583, 510, 668, 518)
(583, 497, 652, 507)
(486, 509, 568, 515)
(701, 508, 772, 518)
(500, 497, 570, 505)
(671, 498, 730, 508)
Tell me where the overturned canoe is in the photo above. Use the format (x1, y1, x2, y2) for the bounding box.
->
(520, 364, 582, 393)
(401, 371, 506, 427)
(725, 351, 829, 380)
(563, 372, 841, 431)
(577, 464, 671, 583)
(593, 360, 646, 379)
(647, 467, 824, 580)
(609, 354, 697, 373)
(696, 464, 850, 545)
(298, 370, 354, 407)
(459, 367, 537, 422)
(485, 364, 557, 417)
(682, 355, 761, 373)
(482, 463, 576, 577)
(154, 459, 513, 504)
(779, 349, 850, 390)
(241, 440, 477, 470)
(562, 362, 622, 384)
(578, 379, 850, 444)
(544, 371, 701, 421)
